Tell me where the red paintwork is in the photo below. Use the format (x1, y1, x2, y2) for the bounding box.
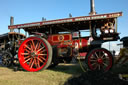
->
(12, 9, 122, 72)
(47, 34, 88, 59)
(47, 34, 88, 50)
(79, 52, 87, 57)
(97, 58, 103, 64)
(8, 12, 122, 29)
(81, 38, 88, 48)
(47, 34, 72, 46)
(18, 37, 49, 72)
(51, 34, 71, 42)
(72, 38, 88, 49)
(88, 49, 113, 71)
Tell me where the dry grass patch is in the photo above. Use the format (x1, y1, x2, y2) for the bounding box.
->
(0, 63, 83, 85)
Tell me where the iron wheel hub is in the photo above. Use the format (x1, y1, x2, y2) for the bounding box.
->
(31, 52, 38, 57)
(97, 58, 103, 64)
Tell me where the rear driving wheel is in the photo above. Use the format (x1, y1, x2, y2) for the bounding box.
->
(18, 37, 52, 72)
(87, 48, 113, 72)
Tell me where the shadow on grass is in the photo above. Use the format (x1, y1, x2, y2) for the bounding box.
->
(64, 63, 128, 85)
(48, 63, 84, 75)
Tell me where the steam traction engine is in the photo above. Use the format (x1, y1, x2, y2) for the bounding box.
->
(8, 11, 122, 72)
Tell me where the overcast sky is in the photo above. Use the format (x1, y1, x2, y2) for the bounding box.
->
(0, 0, 127, 52)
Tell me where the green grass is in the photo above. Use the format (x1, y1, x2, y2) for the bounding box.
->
(0, 61, 128, 85)
(0, 63, 83, 85)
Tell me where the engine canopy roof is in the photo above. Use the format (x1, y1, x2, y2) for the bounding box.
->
(8, 12, 122, 33)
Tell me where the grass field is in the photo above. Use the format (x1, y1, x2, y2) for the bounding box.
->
(0, 64, 83, 85)
(0, 58, 128, 85)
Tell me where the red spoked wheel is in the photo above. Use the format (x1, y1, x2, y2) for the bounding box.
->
(18, 37, 52, 72)
(87, 48, 113, 72)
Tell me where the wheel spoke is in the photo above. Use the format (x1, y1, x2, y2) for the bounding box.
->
(37, 47, 45, 53)
(39, 56, 46, 61)
(34, 58, 38, 68)
(35, 42, 39, 50)
(30, 60, 35, 69)
(37, 57, 44, 63)
(25, 48, 30, 53)
(103, 56, 109, 60)
(38, 54, 47, 56)
(103, 62, 108, 67)
(91, 55, 97, 59)
(30, 43, 34, 52)
(90, 59, 97, 62)
(24, 55, 31, 59)
(24, 58, 31, 63)
(40, 49, 46, 53)
(37, 60, 40, 68)
(21, 53, 29, 56)
(37, 41, 41, 50)
(101, 53, 105, 59)
(95, 52, 99, 59)
(29, 58, 33, 67)
(25, 45, 31, 51)
(31, 40, 36, 51)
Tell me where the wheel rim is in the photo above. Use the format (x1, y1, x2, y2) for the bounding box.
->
(88, 49, 112, 71)
(18, 37, 49, 72)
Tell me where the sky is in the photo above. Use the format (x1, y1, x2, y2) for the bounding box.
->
(0, 0, 128, 52)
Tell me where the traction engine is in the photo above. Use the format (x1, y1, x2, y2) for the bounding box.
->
(6, 0, 123, 72)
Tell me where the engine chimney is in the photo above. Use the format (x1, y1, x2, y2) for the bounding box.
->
(89, 0, 96, 16)
(10, 16, 14, 25)
(10, 16, 14, 32)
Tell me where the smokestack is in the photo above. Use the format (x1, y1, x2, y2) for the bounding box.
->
(10, 16, 14, 32)
(89, 0, 96, 16)
(10, 16, 14, 25)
